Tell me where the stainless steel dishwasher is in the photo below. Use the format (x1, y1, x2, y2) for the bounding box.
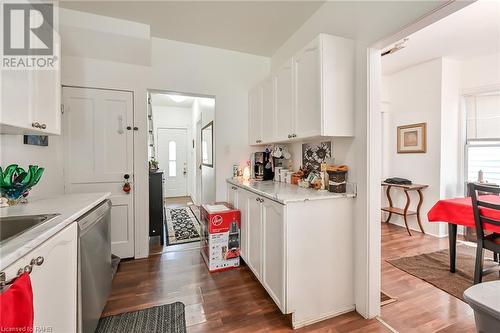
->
(78, 199, 112, 333)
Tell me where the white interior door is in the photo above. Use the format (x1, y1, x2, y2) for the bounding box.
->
(62, 87, 135, 258)
(158, 128, 188, 197)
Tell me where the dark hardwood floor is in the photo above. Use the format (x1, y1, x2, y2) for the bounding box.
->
(102, 218, 477, 332)
(380, 222, 475, 333)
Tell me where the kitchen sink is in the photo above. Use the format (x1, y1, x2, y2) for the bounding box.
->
(0, 214, 60, 244)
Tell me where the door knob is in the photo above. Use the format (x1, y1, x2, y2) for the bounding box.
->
(124, 174, 130, 180)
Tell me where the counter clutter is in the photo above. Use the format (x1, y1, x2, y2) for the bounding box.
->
(227, 177, 356, 204)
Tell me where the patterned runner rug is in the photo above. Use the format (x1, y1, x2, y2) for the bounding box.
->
(97, 302, 186, 333)
(165, 207, 201, 246)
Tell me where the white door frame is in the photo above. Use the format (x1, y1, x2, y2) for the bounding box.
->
(195, 118, 203, 205)
(363, 0, 475, 318)
(156, 126, 190, 197)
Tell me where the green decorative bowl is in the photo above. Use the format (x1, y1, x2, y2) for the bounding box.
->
(0, 164, 44, 204)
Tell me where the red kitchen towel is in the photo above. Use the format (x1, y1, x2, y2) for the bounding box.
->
(428, 195, 500, 233)
(0, 273, 34, 331)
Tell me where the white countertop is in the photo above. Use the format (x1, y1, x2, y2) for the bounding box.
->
(0, 192, 110, 270)
(227, 178, 356, 204)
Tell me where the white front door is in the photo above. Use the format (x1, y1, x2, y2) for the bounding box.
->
(157, 128, 188, 197)
(62, 87, 135, 258)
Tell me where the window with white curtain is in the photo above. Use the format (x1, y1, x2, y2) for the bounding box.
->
(464, 92, 500, 185)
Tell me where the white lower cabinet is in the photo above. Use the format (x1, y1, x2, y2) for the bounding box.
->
(227, 180, 355, 329)
(246, 191, 263, 279)
(227, 183, 239, 208)
(261, 198, 286, 312)
(1, 223, 78, 332)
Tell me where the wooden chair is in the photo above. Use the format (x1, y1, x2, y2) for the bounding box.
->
(469, 183, 500, 284)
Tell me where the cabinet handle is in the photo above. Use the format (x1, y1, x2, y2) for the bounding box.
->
(287, 134, 291, 139)
(40, 124, 47, 130)
(293, 134, 297, 138)
(32, 122, 41, 128)
(31, 256, 44, 266)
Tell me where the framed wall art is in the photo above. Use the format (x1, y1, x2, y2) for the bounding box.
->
(397, 122, 426, 153)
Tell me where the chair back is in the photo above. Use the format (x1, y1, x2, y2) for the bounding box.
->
(468, 183, 500, 241)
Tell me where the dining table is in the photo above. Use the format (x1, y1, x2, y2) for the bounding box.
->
(428, 195, 500, 273)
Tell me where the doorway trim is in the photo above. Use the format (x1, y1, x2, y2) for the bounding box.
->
(364, 0, 475, 318)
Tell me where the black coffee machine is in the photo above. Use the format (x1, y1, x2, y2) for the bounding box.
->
(253, 151, 274, 180)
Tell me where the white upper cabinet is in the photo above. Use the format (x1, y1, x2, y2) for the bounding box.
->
(248, 33, 354, 145)
(261, 76, 276, 143)
(0, 33, 61, 135)
(294, 37, 321, 138)
(248, 85, 263, 145)
(275, 59, 294, 141)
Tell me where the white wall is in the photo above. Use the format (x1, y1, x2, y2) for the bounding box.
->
(382, 59, 445, 237)
(199, 99, 216, 204)
(461, 52, 500, 92)
(0, 135, 64, 198)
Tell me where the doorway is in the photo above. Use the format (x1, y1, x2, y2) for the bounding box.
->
(369, 1, 500, 330)
(147, 90, 215, 254)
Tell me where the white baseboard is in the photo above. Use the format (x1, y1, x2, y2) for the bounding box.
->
(291, 305, 356, 329)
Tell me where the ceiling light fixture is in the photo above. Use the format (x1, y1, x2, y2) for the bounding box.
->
(169, 95, 186, 103)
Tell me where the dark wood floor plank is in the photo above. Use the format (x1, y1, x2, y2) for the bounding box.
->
(102, 218, 476, 332)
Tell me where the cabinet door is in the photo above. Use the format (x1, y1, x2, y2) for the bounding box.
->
(275, 59, 294, 141)
(237, 189, 249, 261)
(1, 223, 78, 333)
(262, 198, 286, 312)
(247, 193, 263, 279)
(0, 70, 33, 130)
(226, 184, 238, 208)
(248, 85, 263, 145)
(294, 38, 321, 138)
(31, 34, 61, 135)
(261, 77, 276, 143)
(32, 70, 61, 135)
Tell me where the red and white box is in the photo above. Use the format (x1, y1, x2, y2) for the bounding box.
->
(200, 203, 241, 272)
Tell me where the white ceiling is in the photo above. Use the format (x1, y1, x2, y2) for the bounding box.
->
(59, 1, 325, 57)
(151, 93, 196, 108)
(382, 0, 500, 75)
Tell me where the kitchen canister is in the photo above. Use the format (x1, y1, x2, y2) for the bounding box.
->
(279, 169, 289, 183)
(274, 167, 282, 181)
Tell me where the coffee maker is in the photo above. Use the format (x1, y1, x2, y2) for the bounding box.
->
(251, 151, 274, 180)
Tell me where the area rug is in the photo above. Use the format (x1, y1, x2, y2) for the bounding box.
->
(387, 245, 499, 301)
(96, 302, 186, 333)
(165, 207, 201, 246)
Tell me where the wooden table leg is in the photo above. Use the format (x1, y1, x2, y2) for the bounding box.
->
(416, 189, 426, 234)
(448, 223, 457, 273)
(384, 185, 393, 223)
(403, 189, 412, 236)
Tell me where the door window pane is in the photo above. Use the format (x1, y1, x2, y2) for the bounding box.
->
(169, 161, 176, 177)
(168, 141, 176, 177)
(169, 141, 176, 160)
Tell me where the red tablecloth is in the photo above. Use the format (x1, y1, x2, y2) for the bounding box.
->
(428, 195, 500, 233)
